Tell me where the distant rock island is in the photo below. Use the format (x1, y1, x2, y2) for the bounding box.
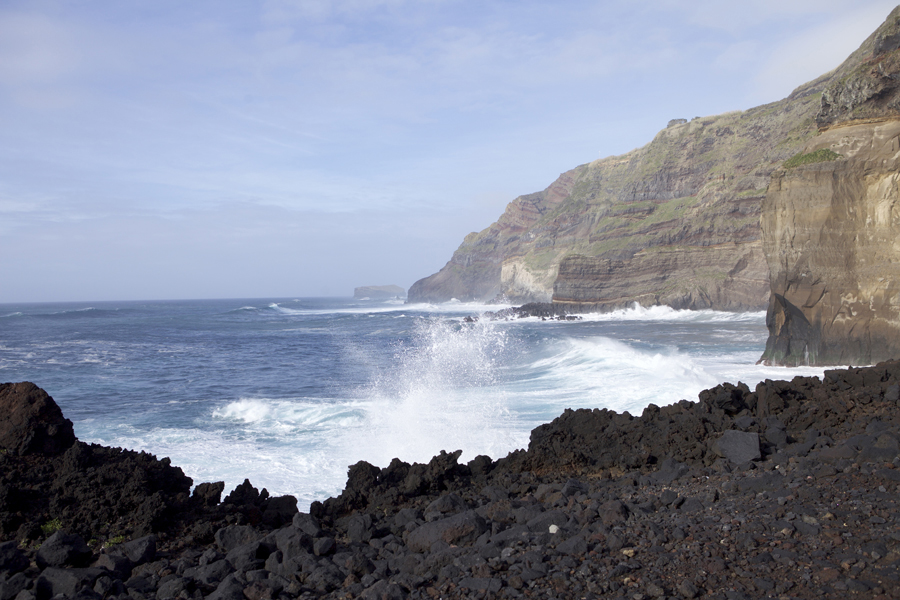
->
(353, 285, 405, 299)
(409, 6, 900, 367)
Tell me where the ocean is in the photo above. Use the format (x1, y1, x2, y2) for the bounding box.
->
(0, 297, 826, 510)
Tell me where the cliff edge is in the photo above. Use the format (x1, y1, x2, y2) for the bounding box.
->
(760, 6, 900, 366)
(409, 7, 900, 315)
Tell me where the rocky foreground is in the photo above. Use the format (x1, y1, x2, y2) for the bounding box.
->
(3, 362, 900, 600)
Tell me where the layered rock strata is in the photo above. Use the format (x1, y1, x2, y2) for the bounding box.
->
(4, 364, 900, 599)
(760, 7, 900, 366)
(410, 7, 900, 315)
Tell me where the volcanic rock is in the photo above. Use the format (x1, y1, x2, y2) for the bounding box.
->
(5, 359, 900, 599)
(0, 383, 75, 456)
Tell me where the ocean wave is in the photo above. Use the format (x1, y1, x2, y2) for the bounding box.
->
(264, 300, 512, 318)
(212, 397, 365, 431)
(494, 303, 765, 324)
(0, 312, 23, 318)
(521, 336, 717, 414)
(579, 303, 766, 323)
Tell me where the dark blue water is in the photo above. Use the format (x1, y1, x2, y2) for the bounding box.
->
(0, 297, 824, 509)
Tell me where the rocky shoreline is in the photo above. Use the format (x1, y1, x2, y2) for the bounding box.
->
(3, 362, 900, 600)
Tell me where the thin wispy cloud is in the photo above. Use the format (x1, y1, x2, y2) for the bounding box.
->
(0, 0, 896, 301)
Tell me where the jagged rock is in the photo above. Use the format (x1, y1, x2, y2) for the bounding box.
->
(36, 531, 92, 568)
(405, 511, 487, 553)
(35, 567, 105, 600)
(192, 481, 225, 506)
(291, 513, 323, 538)
(90, 554, 132, 579)
(114, 535, 156, 565)
(0, 542, 29, 575)
(0, 383, 75, 456)
(312, 536, 335, 557)
(215, 525, 260, 553)
(715, 430, 761, 464)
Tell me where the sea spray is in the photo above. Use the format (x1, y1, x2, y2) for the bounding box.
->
(0, 297, 829, 511)
(519, 336, 719, 417)
(353, 316, 518, 468)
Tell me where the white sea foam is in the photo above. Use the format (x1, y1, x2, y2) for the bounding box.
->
(266, 300, 511, 317)
(337, 317, 521, 469)
(60, 301, 829, 513)
(501, 302, 767, 324)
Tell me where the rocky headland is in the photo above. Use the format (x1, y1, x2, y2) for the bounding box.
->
(353, 287, 406, 300)
(408, 7, 900, 368)
(4, 362, 900, 600)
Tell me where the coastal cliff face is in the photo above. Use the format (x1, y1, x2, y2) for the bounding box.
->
(553, 242, 768, 311)
(760, 7, 900, 367)
(410, 98, 821, 307)
(409, 8, 900, 311)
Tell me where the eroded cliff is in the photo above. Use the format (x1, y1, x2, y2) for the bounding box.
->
(410, 100, 820, 307)
(759, 7, 900, 367)
(409, 7, 900, 311)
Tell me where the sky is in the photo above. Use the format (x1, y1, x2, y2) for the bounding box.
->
(0, 0, 897, 302)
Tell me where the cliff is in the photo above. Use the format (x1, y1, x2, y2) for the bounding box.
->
(409, 9, 897, 311)
(760, 6, 900, 366)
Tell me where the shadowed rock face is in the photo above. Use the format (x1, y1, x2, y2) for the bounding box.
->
(760, 7, 900, 367)
(759, 120, 900, 366)
(0, 382, 75, 456)
(553, 242, 768, 311)
(0, 383, 297, 544)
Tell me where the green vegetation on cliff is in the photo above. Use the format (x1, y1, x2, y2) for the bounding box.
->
(408, 7, 899, 309)
(782, 148, 843, 169)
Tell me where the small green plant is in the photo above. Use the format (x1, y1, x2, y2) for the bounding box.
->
(106, 534, 126, 547)
(783, 148, 842, 169)
(40, 518, 62, 535)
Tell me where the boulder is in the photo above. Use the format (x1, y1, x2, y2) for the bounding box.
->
(405, 511, 488, 553)
(0, 541, 29, 575)
(0, 383, 75, 456)
(715, 430, 761, 464)
(36, 531, 92, 568)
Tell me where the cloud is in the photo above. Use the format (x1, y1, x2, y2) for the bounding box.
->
(752, 2, 899, 99)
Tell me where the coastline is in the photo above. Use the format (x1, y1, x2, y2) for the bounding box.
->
(2, 361, 900, 599)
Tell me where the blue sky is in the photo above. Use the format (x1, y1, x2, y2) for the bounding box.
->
(1, 0, 896, 302)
